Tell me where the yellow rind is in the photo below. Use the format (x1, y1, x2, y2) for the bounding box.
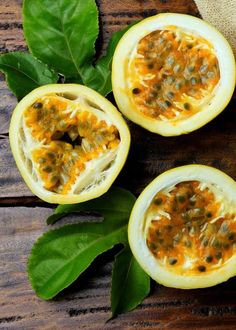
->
(128, 165, 236, 289)
(9, 84, 131, 204)
(112, 13, 236, 136)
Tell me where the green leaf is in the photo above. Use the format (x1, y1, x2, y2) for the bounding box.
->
(29, 187, 136, 300)
(47, 186, 135, 225)
(111, 246, 150, 317)
(0, 52, 58, 99)
(28, 223, 127, 300)
(23, 0, 99, 77)
(78, 22, 139, 95)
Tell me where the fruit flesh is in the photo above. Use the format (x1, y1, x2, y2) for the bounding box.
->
(128, 27, 220, 120)
(22, 94, 120, 194)
(145, 181, 236, 274)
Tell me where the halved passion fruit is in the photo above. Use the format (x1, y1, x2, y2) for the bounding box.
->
(9, 84, 130, 204)
(112, 14, 235, 136)
(128, 165, 236, 288)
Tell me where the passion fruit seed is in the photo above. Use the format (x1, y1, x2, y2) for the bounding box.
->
(198, 265, 206, 272)
(33, 102, 43, 109)
(130, 29, 220, 121)
(206, 255, 213, 263)
(146, 180, 235, 275)
(215, 251, 222, 260)
(184, 103, 191, 110)
(177, 195, 186, 203)
(24, 95, 121, 194)
(132, 88, 141, 94)
(43, 166, 53, 173)
(154, 198, 163, 205)
(169, 258, 177, 265)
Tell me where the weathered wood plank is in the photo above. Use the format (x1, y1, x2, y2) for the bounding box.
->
(1, 98, 236, 198)
(1, 207, 236, 330)
(1, 0, 236, 329)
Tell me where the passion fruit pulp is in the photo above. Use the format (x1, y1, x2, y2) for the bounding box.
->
(112, 13, 236, 136)
(10, 84, 130, 204)
(128, 165, 236, 289)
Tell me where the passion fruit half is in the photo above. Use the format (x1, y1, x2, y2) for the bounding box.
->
(128, 165, 236, 289)
(112, 13, 236, 136)
(10, 84, 130, 204)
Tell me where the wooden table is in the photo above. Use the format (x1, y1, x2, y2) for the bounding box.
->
(1, 1, 236, 329)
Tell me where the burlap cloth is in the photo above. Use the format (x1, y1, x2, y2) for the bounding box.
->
(194, 0, 236, 57)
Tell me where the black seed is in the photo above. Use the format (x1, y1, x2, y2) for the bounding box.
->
(206, 256, 213, 263)
(33, 102, 43, 109)
(153, 83, 161, 90)
(148, 242, 157, 250)
(162, 74, 167, 79)
(43, 166, 53, 173)
(177, 195, 186, 203)
(132, 88, 141, 95)
(206, 212, 212, 218)
(167, 91, 174, 99)
(224, 243, 230, 250)
(215, 251, 222, 260)
(147, 63, 154, 69)
(169, 258, 177, 265)
(150, 91, 158, 98)
(154, 198, 163, 205)
(167, 225, 173, 231)
(198, 265, 206, 272)
(189, 200, 196, 206)
(47, 152, 55, 159)
(158, 238, 164, 244)
(164, 100, 172, 107)
(228, 233, 235, 241)
(184, 103, 191, 110)
(187, 44, 193, 49)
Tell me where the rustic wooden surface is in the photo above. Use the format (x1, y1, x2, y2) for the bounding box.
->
(0, 0, 236, 329)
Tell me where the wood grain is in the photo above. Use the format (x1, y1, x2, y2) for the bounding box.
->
(1, 0, 236, 329)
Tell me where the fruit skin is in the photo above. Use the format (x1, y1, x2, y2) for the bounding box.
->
(9, 84, 130, 204)
(128, 165, 236, 289)
(112, 13, 236, 136)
